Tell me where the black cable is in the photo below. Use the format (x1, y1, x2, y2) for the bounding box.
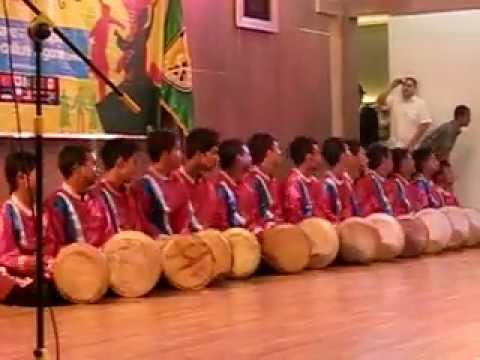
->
(1, 2, 60, 359)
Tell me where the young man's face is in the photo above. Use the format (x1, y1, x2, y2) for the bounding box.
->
(401, 153, 415, 177)
(307, 144, 322, 170)
(267, 141, 283, 169)
(200, 145, 219, 172)
(118, 154, 138, 184)
(402, 79, 417, 99)
(459, 110, 471, 128)
(424, 154, 439, 176)
(381, 153, 394, 175)
(18, 169, 37, 194)
(79, 152, 98, 187)
(238, 145, 252, 171)
(167, 142, 184, 171)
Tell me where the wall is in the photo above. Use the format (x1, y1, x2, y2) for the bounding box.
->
(389, 10, 480, 207)
(356, 24, 389, 101)
(0, 0, 332, 201)
(346, 0, 480, 16)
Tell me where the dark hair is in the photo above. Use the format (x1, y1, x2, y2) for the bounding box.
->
(412, 147, 433, 173)
(433, 160, 452, 183)
(404, 77, 418, 87)
(248, 133, 276, 165)
(147, 130, 178, 162)
(101, 139, 138, 171)
(219, 139, 245, 170)
(58, 145, 91, 179)
(454, 105, 470, 119)
(366, 143, 390, 170)
(322, 137, 346, 167)
(5, 151, 36, 193)
(391, 148, 410, 174)
(289, 136, 318, 166)
(345, 139, 361, 156)
(185, 128, 220, 160)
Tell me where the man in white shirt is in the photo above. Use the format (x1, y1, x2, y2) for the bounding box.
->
(378, 77, 432, 151)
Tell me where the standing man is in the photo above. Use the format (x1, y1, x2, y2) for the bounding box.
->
(378, 77, 432, 151)
(420, 105, 471, 161)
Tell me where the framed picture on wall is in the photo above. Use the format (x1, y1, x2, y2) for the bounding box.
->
(236, 0, 279, 33)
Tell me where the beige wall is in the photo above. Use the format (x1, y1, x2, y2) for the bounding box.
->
(0, 0, 334, 202)
(346, 0, 480, 15)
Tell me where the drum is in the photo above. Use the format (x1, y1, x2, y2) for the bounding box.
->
(463, 208, 480, 246)
(103, 231, 163, 298)
(440, 207, 470, 249)
(52, 243, 109, 304)
(416, 209, 453, 254)
(194, 229, 232, 279)
(222, 228, 261, 279)
(397, 215, 428, 257)
(366, 214, 405, 261)
(161, 234, 215, 290)
(299, 218, 339, 269)
(260, 224, 311, 274)
(337, 217, 380, 264)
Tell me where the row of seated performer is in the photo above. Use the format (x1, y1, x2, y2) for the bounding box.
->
(0, 129, 458, 305)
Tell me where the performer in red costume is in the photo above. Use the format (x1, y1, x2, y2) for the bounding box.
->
(135, 130, 190, 235)
(212, 139, 258, 231)
(93, 139, 158, 245)
(412, 147, 443, 209)
(176, 128, 220, 231)
(388, 148, 419, 216)
(355, 143, 394, 216)
(45, 145, 106, 249)
(246, 133, 284, 229)
(344, 139, 368, 217)
(0, 152, 61, 305)
(318, 137, 355, 222)
(433, 160, 459, 206)
(282, 136, 325, 223)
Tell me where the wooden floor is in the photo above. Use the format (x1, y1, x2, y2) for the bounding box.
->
(2, 250, 480, 360)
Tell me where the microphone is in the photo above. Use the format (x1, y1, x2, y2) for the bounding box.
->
(27, 14, 53, 42)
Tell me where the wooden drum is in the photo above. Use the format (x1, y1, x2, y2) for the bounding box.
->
(103, 231, 163, 298)
(337, 217, 380, 264)
(161, 234, 215, 290)
(222, 228, 261, 279)
(463, 208, 480, 246)
(416, 209, 453, 254)
(52, 243, 109, 304)
(397, 215, 428, 257)
(299, 218, 339, 269)
(440, 207, 470, 249)
(261, 224, 311, 274)
(194, 229, 232, 279)
(366, 214, 405, 261)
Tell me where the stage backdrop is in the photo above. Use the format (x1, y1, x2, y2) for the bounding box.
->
(0, 0, 193, 136)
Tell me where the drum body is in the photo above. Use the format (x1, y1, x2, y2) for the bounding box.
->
(440, 207, 470, 249)
(194, 229, 232, 279)
(53, 243, 109, 304)
(299, 218, 339, 269)
(222, 228, 261, 279)
(337, 217, 380, 264)
(104, 231, 163, 298)
(397, 215, 428, 257)
(463, 208, 480, 246)
(416, 209, 453, 254)
(366, 214, 405, 261)
(261, 224, 311, 274)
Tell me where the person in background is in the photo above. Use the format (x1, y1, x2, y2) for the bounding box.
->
(246, 133, 284, 230)
(317, 137, 352, 222)
(355, 143, 394, 216)
(176, 128, 220, 230)
(135, 130, 190, 235)
(212, 139, 257, 231)
(283, 136, 325, 223)
(378, 77, 432, 151)
(45, 145, 106, 248)
(420, 105, 471, 161)
(433, 160, 459, 206)
(388, 148, 418, 216)
(412, 147, 442, 209)
(359, 84, 380, 148)
(94, 139, 158, 245)
(0, 152, 60, 306)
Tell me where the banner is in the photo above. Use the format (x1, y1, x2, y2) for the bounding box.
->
(0, 0, 194, 136)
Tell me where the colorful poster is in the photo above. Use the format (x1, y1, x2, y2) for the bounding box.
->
(0, 0, 193, 136)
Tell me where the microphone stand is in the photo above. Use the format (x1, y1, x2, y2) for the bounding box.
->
(17, 1, 141, 359)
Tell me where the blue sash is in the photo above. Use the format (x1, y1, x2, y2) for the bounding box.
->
(218, 181, 246, 227)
